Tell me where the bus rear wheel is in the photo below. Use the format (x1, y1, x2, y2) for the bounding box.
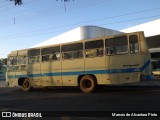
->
(21, 78, 32, 92)
(80, 75, 97, 93)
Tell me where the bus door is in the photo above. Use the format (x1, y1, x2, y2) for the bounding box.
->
(28, 49, 42, 86)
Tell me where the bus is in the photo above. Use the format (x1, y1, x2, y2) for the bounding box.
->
(6, 31, 152, 93)
(149, 48, 160, 79)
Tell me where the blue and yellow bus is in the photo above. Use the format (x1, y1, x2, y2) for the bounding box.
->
(6, 31, 152, 93)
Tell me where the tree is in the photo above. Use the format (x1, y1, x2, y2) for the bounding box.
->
(9, 0, 74, 6)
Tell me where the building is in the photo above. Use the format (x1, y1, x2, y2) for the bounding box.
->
(33, 20, 160, 49)
(33, 19, 160, 71)
(121, 19, 160, 49)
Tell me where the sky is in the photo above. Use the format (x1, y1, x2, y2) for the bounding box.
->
(0, 0, 160, 58)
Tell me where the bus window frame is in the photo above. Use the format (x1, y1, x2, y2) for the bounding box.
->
(85, 39, 104, 58)
(28, 56, 40, 64)
(42, 54, 50, 62)
(28, 49, 40, 64)
(105, 36, 128, 56)
(62, 50, 83, 60)
(17, 56, 27, 65)
(7, 56, 21, 71)
(52, 52, 61, 61)
(62, 43, 83, 60)
(129, 34, 140, 54)
(41, 46, 61, 62)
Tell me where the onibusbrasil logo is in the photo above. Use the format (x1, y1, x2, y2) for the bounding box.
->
(1, 112, 42, 118)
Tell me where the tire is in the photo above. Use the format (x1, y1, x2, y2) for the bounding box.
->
(80, 75, 97, 93)
(21, 78, 32, 92)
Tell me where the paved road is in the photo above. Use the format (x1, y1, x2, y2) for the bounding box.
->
(0, 80, 160, 120)
(0, 80, 6, 87)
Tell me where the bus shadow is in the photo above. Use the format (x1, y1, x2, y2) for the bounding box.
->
(96, 85, 160, 93)
(14, 85, 160, 94)
(25, 86, 82, 93)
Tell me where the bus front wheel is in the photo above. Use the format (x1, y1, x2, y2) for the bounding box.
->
(80, 75, 97, 93)
(21, 78, 32, 92)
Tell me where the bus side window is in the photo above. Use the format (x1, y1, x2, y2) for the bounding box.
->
(129, 35, 139, 54)
(105, 36, 128, 55)
(106, 47, 114, 55)
(8, 56, 16, 66)
(41, 47, 51, 62)
(62, 52, 72, 59)
(28, 49, 40, 63)
(41, 46, 60, 61)
(62, 43, 83, 60)
(29, 56, 40, 63)
(7, 56, 19, 71)
(97, 48, 104, 56)
(17, 56, 26, 64)
(52, 53, 60, 61)
(51, 46, 60, 61)
(42, 55, 49, 62)
(16, 56, 27, 70)
(85, 40, 104, 58)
